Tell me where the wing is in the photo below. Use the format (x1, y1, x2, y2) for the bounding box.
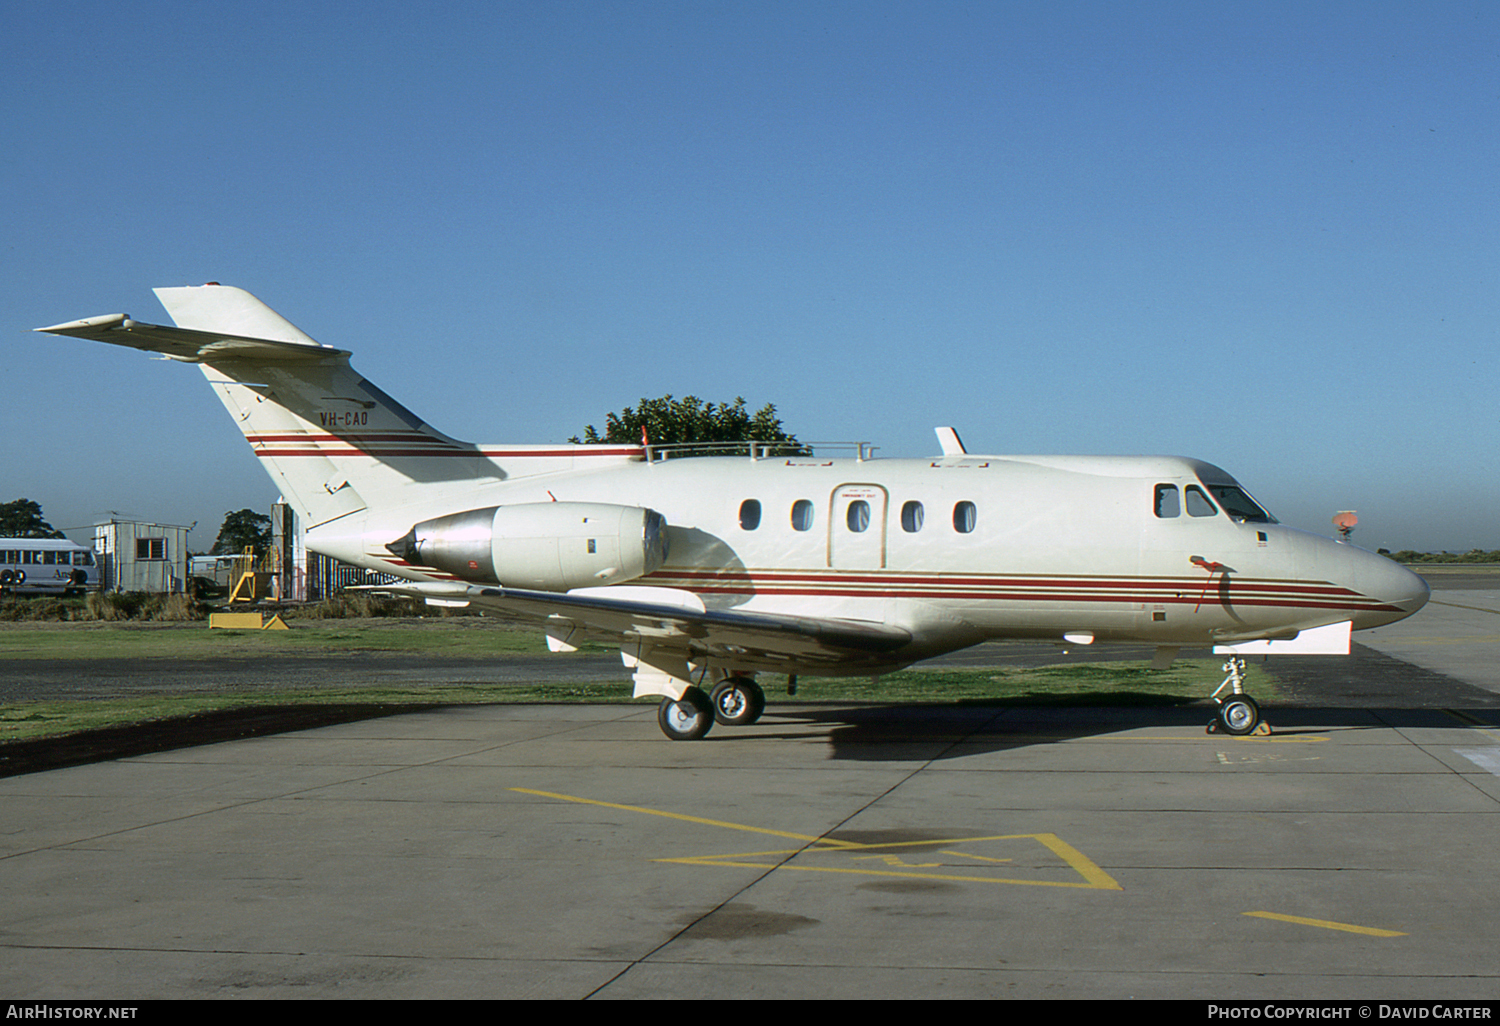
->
(371, 581, 913, 676)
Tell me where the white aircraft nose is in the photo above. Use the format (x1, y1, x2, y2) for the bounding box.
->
(1347, 551, 1430, 630)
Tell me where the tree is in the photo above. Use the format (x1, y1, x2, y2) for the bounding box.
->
(0, 499, 65, 539)
(571, 395, 807, 457)
(211, 509, 272, 556)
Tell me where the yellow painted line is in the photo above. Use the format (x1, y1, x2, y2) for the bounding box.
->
(941, 850, 1013, 864)
(1244, 911, 1406, 937)
(660, 832, 1122, 890)
(512, 787, 1122, 890)
(508, 787, 856, 847)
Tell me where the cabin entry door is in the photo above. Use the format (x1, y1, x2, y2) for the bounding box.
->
(827, 484, 888, 570)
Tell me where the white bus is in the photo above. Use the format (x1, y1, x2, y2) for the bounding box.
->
(0, 538, 100, 595)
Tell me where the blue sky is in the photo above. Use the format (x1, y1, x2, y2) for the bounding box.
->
(5, 0, 1495, 553)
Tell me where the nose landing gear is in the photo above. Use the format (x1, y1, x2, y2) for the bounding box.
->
(1207, 656, 1270, 736)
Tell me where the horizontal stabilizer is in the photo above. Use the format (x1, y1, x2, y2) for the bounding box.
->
(36, 314, 349, 364)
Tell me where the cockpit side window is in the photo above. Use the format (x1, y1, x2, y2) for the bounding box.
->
(1205, 484, 1277, 523)
(1154, 485, 1180, 518)
(1185, 486, 1217, 517)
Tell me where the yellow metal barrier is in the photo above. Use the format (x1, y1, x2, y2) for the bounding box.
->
(209, 612, 290, 630)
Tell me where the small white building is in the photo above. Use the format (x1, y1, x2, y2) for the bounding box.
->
(93, 519, 191, 593)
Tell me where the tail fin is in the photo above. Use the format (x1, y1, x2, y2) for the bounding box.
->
(40, 285, 645, 528)
(41, 285, 485, 527)
(177, 285, 478, 526)
(153, 284, 321, 345)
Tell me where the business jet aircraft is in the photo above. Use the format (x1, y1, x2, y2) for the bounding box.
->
(39, 285, 1430, 740)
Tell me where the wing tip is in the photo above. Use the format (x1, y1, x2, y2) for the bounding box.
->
(35, 313, 128, 335)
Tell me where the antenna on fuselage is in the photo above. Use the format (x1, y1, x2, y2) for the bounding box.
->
(935, 427, 967, 456)
(1332, 511, 1358, 543)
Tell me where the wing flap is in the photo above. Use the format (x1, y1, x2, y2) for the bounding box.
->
(373, 582, 912, 667)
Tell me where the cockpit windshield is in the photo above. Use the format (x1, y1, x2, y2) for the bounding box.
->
(1203, 483, 1276, 524)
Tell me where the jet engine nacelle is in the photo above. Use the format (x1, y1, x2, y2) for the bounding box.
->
(387, 502, 669, 591)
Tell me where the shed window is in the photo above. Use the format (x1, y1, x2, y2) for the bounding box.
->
(953, 501, 977, 533)
(738, 500, 762, 531)
(136, 538, 167, 560)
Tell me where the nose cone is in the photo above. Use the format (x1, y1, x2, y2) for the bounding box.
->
(1347, 550, 1430, 630)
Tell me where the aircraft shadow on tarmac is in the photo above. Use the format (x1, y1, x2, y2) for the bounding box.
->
(739, 698, 1500, 763)
(747, 699, 1222, 762)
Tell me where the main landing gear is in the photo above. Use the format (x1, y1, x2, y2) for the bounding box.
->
(656, 676, 767, 741)
(1207, 656, 1269, 736)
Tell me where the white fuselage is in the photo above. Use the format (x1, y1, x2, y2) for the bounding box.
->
(305, 448, 1428, 673)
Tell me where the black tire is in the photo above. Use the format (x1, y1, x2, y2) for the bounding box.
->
(657, 687, 715, 741)
(1217, 694, 1261, 736)
(710, 677, 766, 726)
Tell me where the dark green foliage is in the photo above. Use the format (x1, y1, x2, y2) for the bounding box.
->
(571, 395, 807, 457)
(210, 510, 272, 556)
(1386, 549, 1500, 563)
(0, 499, 64, 539)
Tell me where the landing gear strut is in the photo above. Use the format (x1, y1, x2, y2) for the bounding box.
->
(1208, 656, 1266, 736)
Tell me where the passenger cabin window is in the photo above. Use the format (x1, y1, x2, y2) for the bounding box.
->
(738, 500, 761, 531)
(1185, 486, 1217, 518)
(846, 500, 871, 533)
(953, 501, 977, 534)
(1154, 485, 1180, 518)
(901, 500, 924, 533)
(790, 499, 814, 532)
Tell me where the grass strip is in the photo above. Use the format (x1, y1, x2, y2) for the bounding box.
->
(0, 659, 1266, 745)
(0, 621, 561, 659)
